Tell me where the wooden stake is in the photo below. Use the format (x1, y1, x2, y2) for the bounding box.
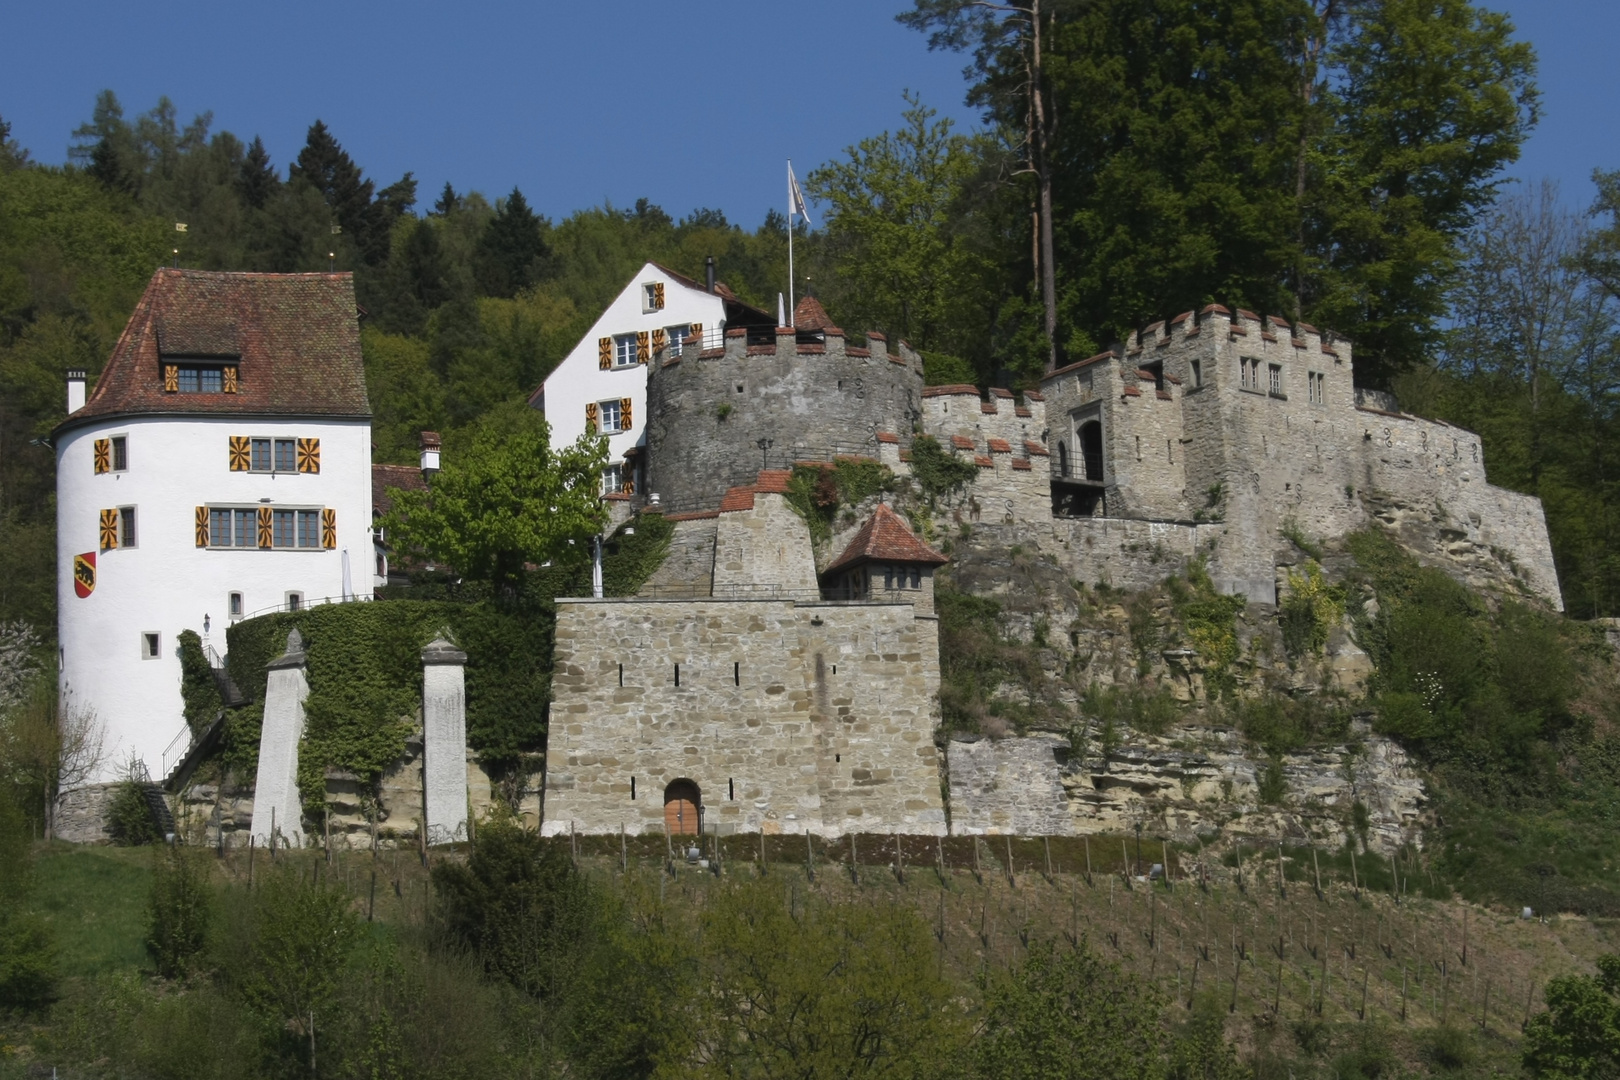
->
(1006, 835, 1016, 887)
(937, 834, 946, 884)
(1044, 835, 1053, 882)
(1122, 838, 1133, 889)
(895, 831, 904, 883)
(1312, 845, 1323, 900)
(1349, 843, 1360, 897)
(760, 829, 767, 875)
(806, 831, 814, 881)
(851, 832, 860, 883)
(973, 836, 982, 883)
(1401, 967, 1408, 1022)
(620, 822, 627, 872)
(248, 834, 255, 888)
(1084, 835, 1093, 885)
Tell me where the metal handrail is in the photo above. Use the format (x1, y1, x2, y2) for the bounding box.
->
(237, 592, 373, 623)
(160, 724, 192, 781)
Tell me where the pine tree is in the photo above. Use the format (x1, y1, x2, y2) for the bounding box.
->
(473, 187, 551, 298)
(70, 90, 143, 196)
(289, 120, 383, 262)
(432, 182, 461, 217)
(237, 136, 278, 209)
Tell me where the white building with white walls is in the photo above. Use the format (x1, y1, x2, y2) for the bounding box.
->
(53, 269, 373, 783)
(528, 259, 772, 495)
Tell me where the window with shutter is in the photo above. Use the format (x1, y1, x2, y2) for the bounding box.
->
(256, 507, 273, 549)
(195, 506, 209, 547)
(296, 438, 320, 473)
(94, 439, 110, 474)
(163, 365, 179, 392)
(322, 508, 336, 549)
(636, 331, 649, 364)
(222, 366, 239, 393)
(585, 401, 599, 433)
(620, 397, 633, 430)
(653, 282, 665, 309)
(598, 337, 612, 370)
(99, 509, 119, 551)
(228, 436, 251, 471)
(651, 328, 667, 353)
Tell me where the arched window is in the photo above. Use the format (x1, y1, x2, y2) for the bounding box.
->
(1079, 421, 1104, 481)
(664, 779, 701, 835)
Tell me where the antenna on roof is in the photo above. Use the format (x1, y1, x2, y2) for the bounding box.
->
(328, 252, 335, 271)
(171, 248, 179, 269)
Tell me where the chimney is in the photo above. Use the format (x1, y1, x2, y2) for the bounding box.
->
(705, 256, 716, 294)
(66, 370, 86, 414)
(419, 430, 442, 478)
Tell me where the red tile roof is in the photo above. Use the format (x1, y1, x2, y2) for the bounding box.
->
(875, 431, 900, 444)
(1023, 390, 1044, 402)
(987, 438, 1012, 453)
(980, 401, 998, 413)
(823, 503, 947, 575)
(754, 469, 792, 494)
(1014, 406, 1032, 417)
(1156, 389, 1173, 400)
(1122, 385, 1142, 397)
(846, 347, 871, 358)
(990, 387, 1015, 398)
(950, 435, 975, 450)
(666, 510, 721, 522)
(1011, 459, 1033, 471)
(922, 384, 979, 398)
(1043, 351, 1117, 381)
(372, 464, 427, 518)
(974, 454, 993, 468)
(1024, 440, 1050, 457)
(62, 269, 369, 433)
(719, 486, 755, 512)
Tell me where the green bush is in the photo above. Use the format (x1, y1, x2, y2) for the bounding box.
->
(1081, 682, 1182, 737)
(108, 778, 160, 846)
(909, 434, 977, 507)
(175, 629, 222, 735)
(0, 790, 55, 1012)
(1256, 756, 1288, 805)
(147, 845, 212, 978)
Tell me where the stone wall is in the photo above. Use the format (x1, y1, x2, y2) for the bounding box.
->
(946, 724, 1426, 854)
(918, 385, 1052, 525)
(710, 487, 819, 599)
(645, 513, 719, 595)
(543, 597, 946, 837)
(644, 328, 924, 512)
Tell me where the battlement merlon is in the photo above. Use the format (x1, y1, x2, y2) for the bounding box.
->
(919, 384, 1048, 454)
(670, 326, 923, 375)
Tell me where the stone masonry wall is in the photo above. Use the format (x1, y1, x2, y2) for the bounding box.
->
(918, 385, 1052, 524)
(947, 724, 1426, 854)
(711, 489, 820, 599)
(645, 513, 719, 595)
(543, 597, 946, 837)
(645, 328, 924, 512)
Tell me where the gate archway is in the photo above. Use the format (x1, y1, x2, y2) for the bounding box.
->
(664, 779, 701, 835)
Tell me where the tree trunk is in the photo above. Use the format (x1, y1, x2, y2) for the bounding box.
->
(1030, 0, 1059, 372)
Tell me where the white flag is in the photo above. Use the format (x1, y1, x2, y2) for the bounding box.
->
(788, 161, 812, 226)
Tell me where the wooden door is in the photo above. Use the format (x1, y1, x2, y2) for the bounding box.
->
(664, 780, 700, 835)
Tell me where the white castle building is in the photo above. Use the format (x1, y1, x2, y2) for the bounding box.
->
(528, 259, 771, 495)
(53, 269, 374, 782)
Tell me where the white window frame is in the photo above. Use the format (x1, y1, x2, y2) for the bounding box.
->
(642, 282, 663, 313)
(1308, 371, 1325, 404)
(229, 591, 244, 619)
(597, 399, 622, 433)
(285, 591, 304, 612)
(1240, 357, 1261, 392)
(1268, 363, 1283, 397)
(110, 434, 129, 472)
(118, 505, 137, 548)
(613, 334, 638, 368)
(666, 324, 690, 359)
(140, 632, 161, 660)
(601, 463, 624, 495)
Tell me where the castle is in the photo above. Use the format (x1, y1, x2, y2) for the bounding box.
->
(539, 298, 1561, 840)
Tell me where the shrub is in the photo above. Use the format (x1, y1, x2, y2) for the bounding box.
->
(147, 844, 212, 978)
(109, 776, 161, 847)
(1257, 756, 1288, 805)
(175, 629, 222, 735)
(909, 435, 977, 507)
(1278, 561, 1346, 659)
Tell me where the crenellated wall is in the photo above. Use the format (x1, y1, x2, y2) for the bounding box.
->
(644, 328, 925, 512)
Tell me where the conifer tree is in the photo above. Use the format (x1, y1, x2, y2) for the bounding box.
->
(473, 187, 551, 298)
(236, 135, 278, 210)
(432, 181, 461, 217)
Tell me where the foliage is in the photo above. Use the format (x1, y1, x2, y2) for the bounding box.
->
(909, 434, 978, 507)
(807, 93, 998, 358)
(225, 597, 553, 803)
(784, 460, 897, 547)
(234, 865, 363, 1070)
(1172, 564, 1247, 695)
(175, 629, 222, 736)
(936, 586, 1048, 735)
(431, 813, 595, 1001)
(1348, 529, 1576, 794)
(598, 511, 674, 597)
(1081, 682, 1181, 737)
(1231, 694, 1350, 757)
(108, 775, 160, 847)
(380, 403, 607, 591)
(1278, 561, 1347, 660)
(1523, 954, 1620, 1080)
(0, 788, 55, 1012)
(1256, 756, 1288, 805)
(972, 939, 1166, 1080)
(681, 877, 964, 1078)
(146, 844, 212, 979)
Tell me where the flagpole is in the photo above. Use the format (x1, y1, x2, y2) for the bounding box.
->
(786, 159, 795, 328)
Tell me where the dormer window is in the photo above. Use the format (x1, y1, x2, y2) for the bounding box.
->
(164, 362, 239, 393)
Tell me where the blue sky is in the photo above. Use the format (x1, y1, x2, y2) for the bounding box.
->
(2, 1, 1614, 225)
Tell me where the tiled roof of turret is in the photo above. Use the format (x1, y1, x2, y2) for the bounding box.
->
(60, 269, 369, 433)
(793, 295, 836, 331)
(823, 503, 947, 575)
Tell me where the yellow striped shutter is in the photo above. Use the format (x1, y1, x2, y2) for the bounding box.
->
(651, 328, 667, 353)
(653, 282, 665, 309)
(94, 439, 110, 474)
(598, 337, 612, 370)
(636, 331, 649, 364)
(222, 366, 239, 393)
(620, 397, 633, 431)
(163, 364, 179, 392)
(296, 438, 320, 473)
(256, 507, 273, 549)
(195, 507, 209, 547)
(99, 509, 119, 551)
(585, 401, 598, 433)
(229, 436, 251, 471)
(321, 508, 336, 549)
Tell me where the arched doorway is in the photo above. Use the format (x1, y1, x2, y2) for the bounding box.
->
(1079, 420, 1104, 481)
(664, 779, 701, 835)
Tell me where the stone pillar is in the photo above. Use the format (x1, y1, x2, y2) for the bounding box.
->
(421, 635, 469, 845)
(250, 629, 308, 848)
